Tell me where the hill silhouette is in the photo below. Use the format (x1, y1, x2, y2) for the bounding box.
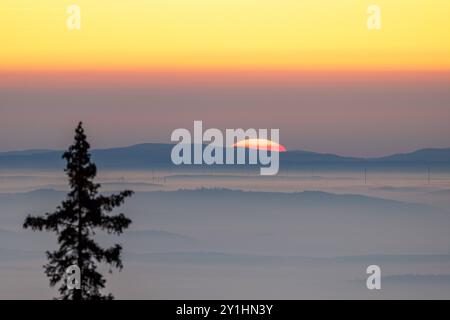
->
(1, 143, 450, 169)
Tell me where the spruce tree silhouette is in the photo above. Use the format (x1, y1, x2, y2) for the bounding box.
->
(23, 122, 133, 300)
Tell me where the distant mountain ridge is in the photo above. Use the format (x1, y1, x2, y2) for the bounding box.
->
(0, 143, 449, 169)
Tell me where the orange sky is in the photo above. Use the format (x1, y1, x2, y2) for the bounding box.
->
(1, 0, 450, 73)
(1, 1, 450, 155)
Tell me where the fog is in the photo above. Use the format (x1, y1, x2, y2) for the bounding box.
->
(0, 169, 449, 299)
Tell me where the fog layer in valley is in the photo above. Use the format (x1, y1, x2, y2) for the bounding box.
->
(0, 169, 449, 299)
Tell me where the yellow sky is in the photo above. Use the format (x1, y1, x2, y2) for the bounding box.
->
(1, 0, 450, 71)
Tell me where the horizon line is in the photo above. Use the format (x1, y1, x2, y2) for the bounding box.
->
(1, 142, 449, 160)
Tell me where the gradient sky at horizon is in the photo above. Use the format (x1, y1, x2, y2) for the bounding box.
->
(1, 1, 450, 156)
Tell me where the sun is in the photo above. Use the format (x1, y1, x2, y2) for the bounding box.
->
(232, 138, 287, 152)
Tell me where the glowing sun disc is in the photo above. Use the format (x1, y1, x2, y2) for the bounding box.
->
(232, 138, 287, 152)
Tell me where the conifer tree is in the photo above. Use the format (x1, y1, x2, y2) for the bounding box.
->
(24, 122, 133, 300)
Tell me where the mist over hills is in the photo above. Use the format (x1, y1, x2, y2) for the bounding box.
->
(1, 183, 450, 298)
(1, 143, 450, 169)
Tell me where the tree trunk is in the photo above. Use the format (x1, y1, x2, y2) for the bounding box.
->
(74, 188, 82, 300)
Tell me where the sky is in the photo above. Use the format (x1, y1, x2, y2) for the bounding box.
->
(1, 0, 450, 156)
